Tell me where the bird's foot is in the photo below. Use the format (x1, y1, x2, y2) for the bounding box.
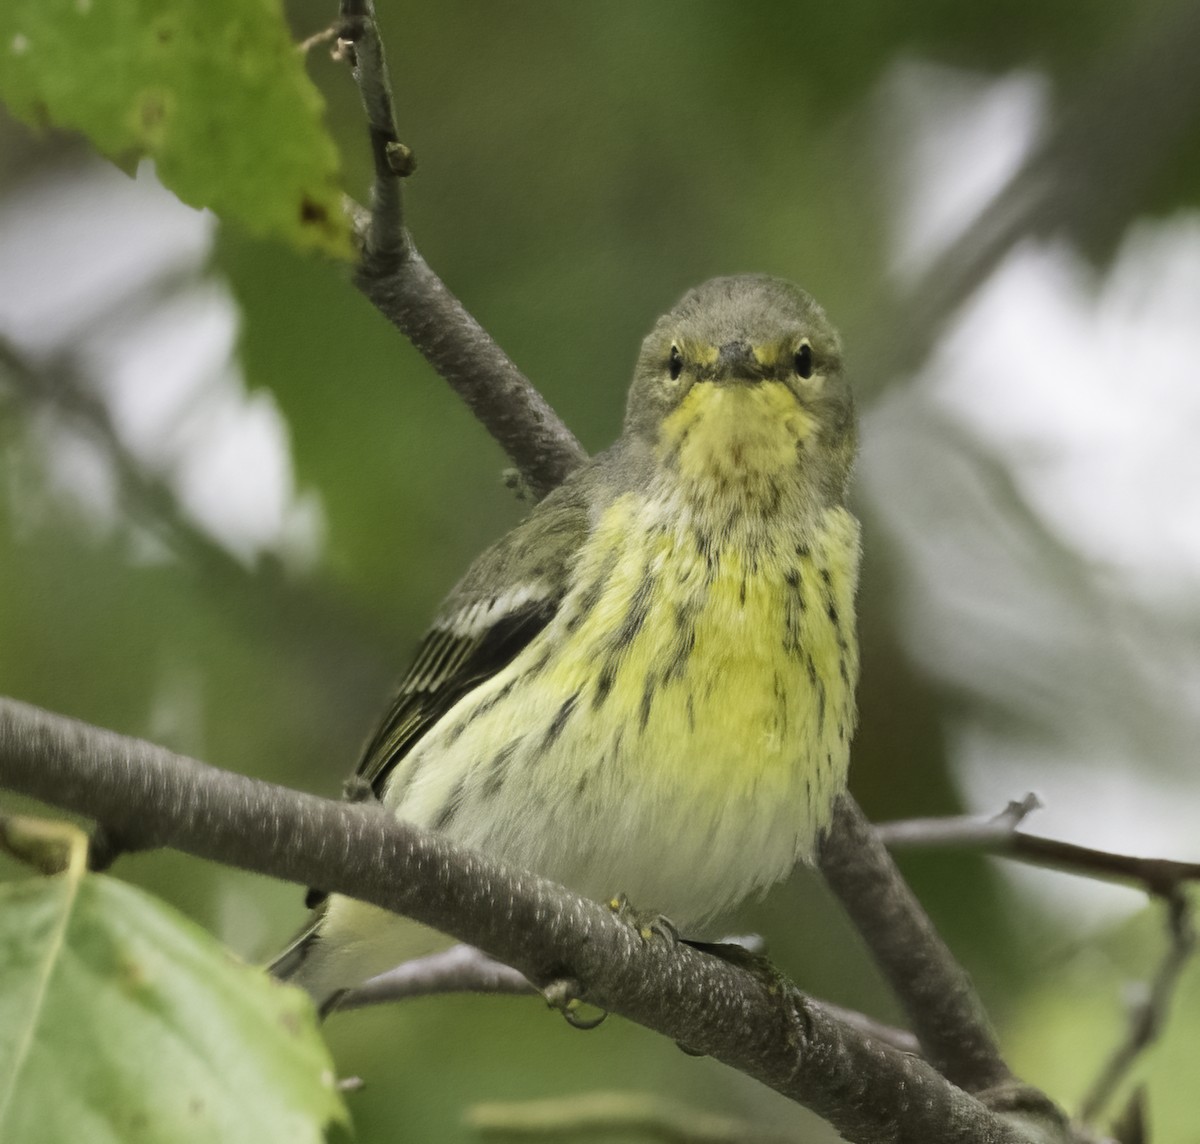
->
(607, 893, 681, 944)
(541, 977, 607, 1030)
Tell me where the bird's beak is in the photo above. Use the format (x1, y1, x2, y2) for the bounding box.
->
(712, 340, 763, 384)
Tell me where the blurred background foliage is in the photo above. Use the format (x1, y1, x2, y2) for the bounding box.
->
(2, 0, 1200, 1140)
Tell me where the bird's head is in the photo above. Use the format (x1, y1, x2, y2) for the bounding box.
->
(625, 275, 856, 506)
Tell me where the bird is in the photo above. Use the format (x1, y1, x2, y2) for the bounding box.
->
(271, 273, 860, 1010)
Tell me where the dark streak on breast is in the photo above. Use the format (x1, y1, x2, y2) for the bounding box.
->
(666, 625, 697, 681)
(482, 739, 522, 798)
(593, 663, 616, 709)
(696, 530, 717, 579)
(433, 777, 466, 831)
(543, 691, 581, 749)
(639, 674, 657, 732)
(613, 573, 655, 650)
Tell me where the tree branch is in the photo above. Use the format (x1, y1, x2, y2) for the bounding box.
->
(334, 0, 587, 499)
(0, 695, 1063, 1144)
(819, 796, 1013, 1094)
(878, 795, 1200, 898)
(812, 1000, 921, 1058)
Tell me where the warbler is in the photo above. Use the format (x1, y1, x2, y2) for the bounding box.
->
(272, 274, 860, 1008)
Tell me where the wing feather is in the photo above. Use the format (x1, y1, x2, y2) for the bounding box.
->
(353, 593, 558, 794)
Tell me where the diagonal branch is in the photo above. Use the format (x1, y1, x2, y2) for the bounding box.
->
(1003, 839, 1200, 899)
(0, 695, 1061, 1144)
(819, 796, 1013, 1094)
(334, 0, 587, 499)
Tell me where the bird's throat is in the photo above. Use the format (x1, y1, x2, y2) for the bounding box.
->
(658, 381, 812, 489)
(654, 381, 818, 522)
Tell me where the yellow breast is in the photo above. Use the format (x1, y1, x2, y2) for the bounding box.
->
(385, 485, 858, 927)
(554, 491, 858, 823)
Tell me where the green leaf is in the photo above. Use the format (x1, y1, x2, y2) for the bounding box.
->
(0, 822, 347, 1144)
(0, 0, 350, 256)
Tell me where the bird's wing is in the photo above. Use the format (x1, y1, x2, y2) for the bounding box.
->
(352, 590, 558, 796)
(353, 471, 596, 799)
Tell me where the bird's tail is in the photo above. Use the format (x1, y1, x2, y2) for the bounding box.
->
(267, 895, 450, 1015)
(267, 915, 323, 984)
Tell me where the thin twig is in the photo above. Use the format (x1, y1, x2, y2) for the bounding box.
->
(1079, 892, 1196, 1125)
(876, 795, 1042, 849)
(296, 24, 338, 55)
(334, 0, 587, 498)
(883, 795, 1200, 1128)
(337, 0, 407, 259)
(878, 795, 1200, 898)
(337, 944, 534, 1010)
(0, 695, 1057, 1144)
(1002, 838, 1200, 900)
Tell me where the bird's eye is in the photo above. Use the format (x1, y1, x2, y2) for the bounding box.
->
(668, 345, 683, 381)
(794, 344, 814, 379)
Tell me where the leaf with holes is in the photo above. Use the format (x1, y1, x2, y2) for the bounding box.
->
(0, 0, 350, 255)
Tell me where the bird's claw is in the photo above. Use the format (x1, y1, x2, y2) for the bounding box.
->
(541, 977, 607, 1030)
(607, 893, 680, 944)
